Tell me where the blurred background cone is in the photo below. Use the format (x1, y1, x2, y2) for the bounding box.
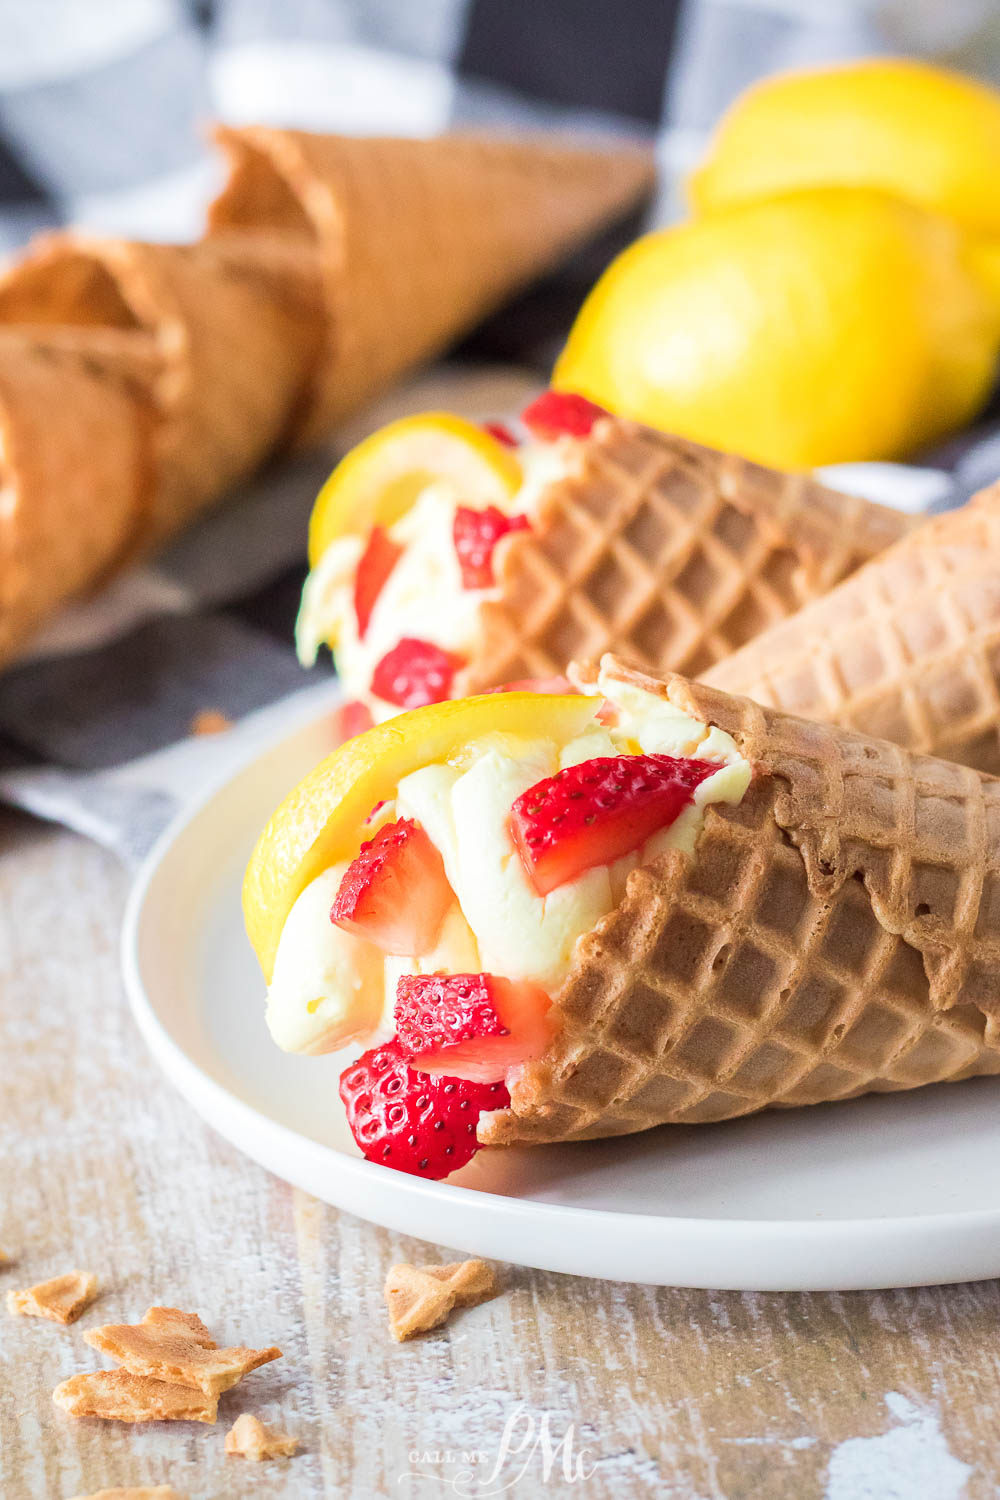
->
(209, 128, 655, 444)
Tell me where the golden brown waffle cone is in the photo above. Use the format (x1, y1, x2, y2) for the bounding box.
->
(466, 418, 915, 690)
(0, 230, 320, 538)
(207, 128, 655, 442)
(0, 332, 152, 660)
(704, 482, 1000, 774)
(479, 656, 1000, 1147)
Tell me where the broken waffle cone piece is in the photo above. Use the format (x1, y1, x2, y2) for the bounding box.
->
(69, 1489, 188, 1500)
(208, 128, 655, 442)
(7, 1269, 98, 1324)
(384, 1259, 499, 1341)
(466, 419, 914, 690)
(84, 1305, 281, 1397)
(704, 479, 1000, 774)
(53, 1370, 218, 1424)
(225, 1412, 299, 1461)
(477, 655, 1000, 1146)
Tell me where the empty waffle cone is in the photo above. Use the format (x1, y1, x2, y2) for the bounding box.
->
(704, 481, 1000, 774)
(0, 230, 320, 538)
(479, 656, 1000, 1147)
(466, 418, 915, 690)
(208, 128, 655, 442)
(0, 331, 153, 660)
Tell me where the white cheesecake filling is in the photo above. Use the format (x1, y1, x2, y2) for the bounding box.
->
(266, 680, 751, 1055)
(295, 441, 567, 720)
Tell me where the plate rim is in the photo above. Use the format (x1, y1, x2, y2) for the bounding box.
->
(120, 704, 1000, 1290)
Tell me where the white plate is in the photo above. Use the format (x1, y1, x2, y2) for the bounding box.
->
(122, 704, 1000, 1291)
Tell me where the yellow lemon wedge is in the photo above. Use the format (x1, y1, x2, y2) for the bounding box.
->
(553, 187, 1000, 468)
(243, 691, 598, 980)
(308, 412, 522, 567)
(688, 58, 1000, 237)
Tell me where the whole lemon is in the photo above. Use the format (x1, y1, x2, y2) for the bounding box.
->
(552, 187, 1000, 468)
(689, 58, 1000, 236)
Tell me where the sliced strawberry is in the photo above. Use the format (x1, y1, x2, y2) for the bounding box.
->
(339, 1038, 510, 1178)
(509, 754, 716, 896)
(353, 525, 403, 639)
(395, 972, 554, 1083)
(331, 818, 452, 954)
(482, 420, 518, 448)
(521, 390, 608, 441)
(453, 505, 530, 589)
(486, 675, 576, 696)
(332, 698, 374, 745)
(370, 638, 465, 709)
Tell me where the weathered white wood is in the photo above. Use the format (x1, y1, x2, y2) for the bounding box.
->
(1, 810, 997, 1499)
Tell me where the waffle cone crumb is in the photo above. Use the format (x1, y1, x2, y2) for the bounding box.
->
(7, 1270, 98, 1324)
(385, 1259, 499, 1341)
(225, 1412, 299, 1461)
(53, 1369, 218, 1424)
(190, 708, 233, 736)
(85, 1305, 281, 1397)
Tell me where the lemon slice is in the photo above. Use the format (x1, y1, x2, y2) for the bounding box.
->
(308, 412, 523, 567)
(243, 692, 598, 979)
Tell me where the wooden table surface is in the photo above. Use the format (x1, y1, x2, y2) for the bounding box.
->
(2, 806, 998, 1500)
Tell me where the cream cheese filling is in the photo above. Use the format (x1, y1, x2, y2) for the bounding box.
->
(294, 441, 567, 719)
(266, 679, 751, 1055)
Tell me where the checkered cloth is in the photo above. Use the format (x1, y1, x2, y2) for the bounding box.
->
(1, 0, 1000, 860)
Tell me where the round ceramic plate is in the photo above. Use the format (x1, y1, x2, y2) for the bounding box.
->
(122, 703, 1000, 1291)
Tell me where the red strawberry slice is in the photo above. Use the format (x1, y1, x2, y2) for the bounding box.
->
(521, 390, 608, 441)
(354, 525, 403, 639)
(332, 698, 374, 745)
(453, 505, 530, 589)
(370, 638, 465, 709)
(509, 754, 716, 896)
(482, 420, 518, 448)
(339, 1038, 510, 1178)
(395, 972, 554, 1083)
(331, 818, 452, 954)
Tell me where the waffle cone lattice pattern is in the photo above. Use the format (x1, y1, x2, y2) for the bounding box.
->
(480, 661, 1000, 1146)
(468, 420, 912, 692)
(706, 481, 1000, 774)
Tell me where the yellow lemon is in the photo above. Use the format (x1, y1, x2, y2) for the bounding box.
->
(308, 412, 521, 567)
(243, 692, 597, 979)
(553, 188, 1000, 468)
(689, 58, 1000, 236)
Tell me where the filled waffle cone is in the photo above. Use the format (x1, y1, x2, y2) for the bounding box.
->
(0, 230, 320, 538)
(479, 656, 1000, 1147)
(466, 418, 915, 690)
(0, 331, 152, 660)
(704, 481, 1000, 774)
(207, 128, 655, 443)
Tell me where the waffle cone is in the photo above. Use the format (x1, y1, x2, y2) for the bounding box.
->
(0, 331, 152, 659)
(704, 482, 1000, 774)
(207, 129, 655, 442)
(0, 231, 319, 538)
(466, 419, 914, 691)
(479, 656, 1000, 1147)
